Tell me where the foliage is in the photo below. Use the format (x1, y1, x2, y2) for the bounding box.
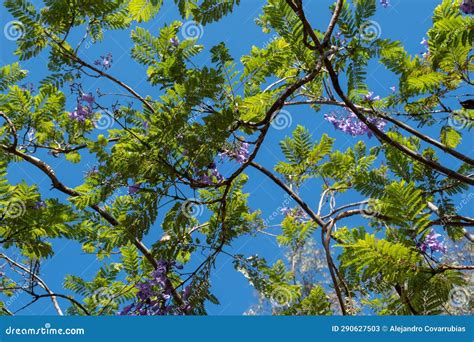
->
(0, 0, 472, 316)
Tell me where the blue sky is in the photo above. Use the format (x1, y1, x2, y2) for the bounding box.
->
(1, 0, 471, 315)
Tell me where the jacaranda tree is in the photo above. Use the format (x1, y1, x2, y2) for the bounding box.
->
(0, 0, 473, 316)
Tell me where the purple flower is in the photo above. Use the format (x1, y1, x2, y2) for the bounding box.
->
(152, 261, 168, 277)
(128, 183, 140, 194)
(420, 37, 429, 48)
(80, 93, 95, 105)
(294, 208, 309, 223)
(380, 0, 390, 8)
(389, 86, 396, 93)
(460, 0, 474, 14)
(69, 103, 93, 122)
(219, 141, 250, 164)
(418, 230, 447, 254)
(199, 174, 212, 185)
(170, 37, 179, 47)
(137, 282, 153, 301)
(198, 164, 224, 185)
(33, 201, 46, 210)
(94, 53, 113, 70)
(182, 285, 192, 301)
(210, 167, 224, 181)
(235, 142, 249, 164)
(363, 91, 380, 102)
(83, 166, 99, 178)
(119, 304, 133, 315)
(281, 207, 308, 223)
(119, 261, 188, 316)
(324, 109, 386, 138)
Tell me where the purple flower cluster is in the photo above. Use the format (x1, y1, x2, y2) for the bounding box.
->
(83, 165, 99, 178)
(235, 142, 249, 164)
(119, 261, 191, 315)
(169, 37, 179, 47)
(69, 104, 92, 122)
(460, 0, 474, 14)
(380, 0, 390, 8)
(219, 142, 250, 164)
(33, 201, 47, 210)
(128, 183, 141, 195)
(196, 141, 250, 185)
(420, 37, 430, 59)
(418, 230, 447, 254)
(94, 53, 113, 70)
(362, 91, 381, 102)
(280, 206, 309, 223)
(69, 93, 95, 122)
(324, 109, 386, 138)
(199, 162, 224, 185)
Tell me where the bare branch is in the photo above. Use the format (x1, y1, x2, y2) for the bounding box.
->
(0, 253, 63, 315)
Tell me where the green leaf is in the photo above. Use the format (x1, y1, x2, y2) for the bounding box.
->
(65, 151, 81, 163)
(440, 125, 462, 148)
(129, 0, 163, 22)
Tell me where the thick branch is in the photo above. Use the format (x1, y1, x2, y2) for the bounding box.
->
(0, 145, 185, 307)
(285, 99, 474, 166)
(286, 2, 474, 186)
(323, 0, 344, 46)
(427, 201, 474, 243)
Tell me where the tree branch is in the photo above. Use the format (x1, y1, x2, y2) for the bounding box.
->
(0, 144, 185, 307)
(0, 253, 63, 315)
(286, 1, 474, 186)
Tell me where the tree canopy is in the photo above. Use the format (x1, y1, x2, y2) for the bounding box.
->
(0, 0, 473, 316)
